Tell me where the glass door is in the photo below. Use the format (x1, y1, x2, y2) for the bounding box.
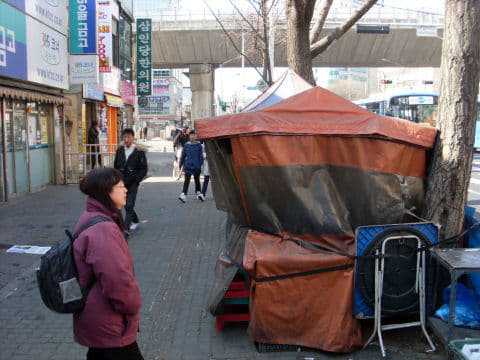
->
(4, 99, 15, 195)
(13, 100, 29, 194)
(29, 103, 53, 188)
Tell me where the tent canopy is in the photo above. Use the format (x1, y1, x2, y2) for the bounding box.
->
(241, 69, 313, 112)
(196, 86, 437, 149)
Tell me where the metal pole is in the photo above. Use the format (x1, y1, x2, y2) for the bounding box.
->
(1, 97, 8, 201)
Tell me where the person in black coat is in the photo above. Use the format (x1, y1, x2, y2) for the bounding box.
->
(88, 121, 101, 168)
(114, 128, 148, 230)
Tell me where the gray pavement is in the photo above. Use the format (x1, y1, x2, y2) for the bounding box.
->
(0, 139, 447, 359)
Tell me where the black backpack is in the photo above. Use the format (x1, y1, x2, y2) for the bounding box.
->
(36, 217, 112, 313)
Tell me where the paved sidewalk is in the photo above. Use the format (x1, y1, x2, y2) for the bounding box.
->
(0, 142, 446, 360)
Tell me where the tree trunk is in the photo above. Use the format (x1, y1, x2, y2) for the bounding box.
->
(422, 0, 480, 240)
(286, 0, 316, 85)
(262, 0, 273, 85)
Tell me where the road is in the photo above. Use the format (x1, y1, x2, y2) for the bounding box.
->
(467, 154, 480, 216)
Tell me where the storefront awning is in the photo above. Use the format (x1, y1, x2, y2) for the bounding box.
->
(0, 86, 68, 105)
(105, 94, 124, 107)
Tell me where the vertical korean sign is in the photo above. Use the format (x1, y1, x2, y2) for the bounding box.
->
(98, 1, 112, 72)
(69, 0, 96, 53)
(136, 18, 151, 96)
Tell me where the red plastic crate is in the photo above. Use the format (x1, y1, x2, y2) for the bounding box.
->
(215, 274, 251, 331)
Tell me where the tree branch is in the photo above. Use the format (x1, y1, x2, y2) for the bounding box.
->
(310, 0, 378, 58)
(309, 0, 332, 44)
(202, 0, 264, 79)
(229, 0, 265, 42)
(246, 0, 262, 17)
(304, 0, 317, 21)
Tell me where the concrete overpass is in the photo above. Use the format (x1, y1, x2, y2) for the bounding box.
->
(137, 7, 444, 121)
(145, 8, 444, 68)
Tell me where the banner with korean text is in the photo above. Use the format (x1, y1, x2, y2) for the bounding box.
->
(69, 54, 99, 84)
(98, 0, 112, 72)
(69, 0, 96, 53)
(0, 1, 27, 80)
(27, 0, 68, 36)
(26, 16, 68, 89)
(136, 18, 151, 96)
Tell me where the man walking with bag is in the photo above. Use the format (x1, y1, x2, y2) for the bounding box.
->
(114, 128, 148, 231)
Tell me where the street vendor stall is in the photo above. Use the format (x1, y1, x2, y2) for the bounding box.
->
(196, 86, 438, 353)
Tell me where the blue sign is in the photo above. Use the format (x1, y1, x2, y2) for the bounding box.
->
(69, 0, 96, 54)
(83, 83, 104, 101)
(0, 1, 27, 80)
(4, 0, 25, 11)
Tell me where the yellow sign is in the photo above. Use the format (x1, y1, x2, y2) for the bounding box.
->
(105, 94, 124, 108)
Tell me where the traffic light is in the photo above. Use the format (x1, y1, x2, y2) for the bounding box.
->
(380, 80, 392, 84)
(422, 80, 434, 84)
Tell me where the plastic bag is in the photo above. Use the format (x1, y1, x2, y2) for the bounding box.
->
(434, 282, 480, 329)
(465, 207, 480, 298)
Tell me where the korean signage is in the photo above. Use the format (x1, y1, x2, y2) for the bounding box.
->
(4, 1, 67, 35)
(26, 16, 68, 89)
(121, 81, 135, 105)
(83, 83, 104, 100)
(101, 65, 121, 95)
(98, 1, 112, 72)
(153, 87, 168, 94)
(69, 54, 99, 84)
(136, 18, 151, 96)
(153, 78, 169, 86)
(0, 1, 27, 80)
(69, 0, 96, 53)
(147, 96, 169, 103)
(26, 0, 68, 35)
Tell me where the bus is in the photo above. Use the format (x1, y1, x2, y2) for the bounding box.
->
(355, 92, 480, 150)
(353, 91, 439, 125)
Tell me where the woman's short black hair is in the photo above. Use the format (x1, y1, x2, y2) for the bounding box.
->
(80, 168, 124, 212)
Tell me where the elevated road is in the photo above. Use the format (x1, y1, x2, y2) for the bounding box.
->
(141, 8, 445, 69)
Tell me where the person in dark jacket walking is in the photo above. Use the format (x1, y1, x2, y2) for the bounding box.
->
(88, 121, 101, 169)
(178, 130, 204, 202)
(114, 128, 148, 230)
(73, 167, 144, 360)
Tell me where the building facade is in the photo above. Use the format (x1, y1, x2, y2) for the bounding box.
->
(64, 0, 135, 183)
(0, 0, 137, 200)
(0, 0, 69, 201)
(137, 69, 184, 137)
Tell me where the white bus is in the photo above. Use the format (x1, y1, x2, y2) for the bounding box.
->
(353, 91, 439, 125)
(355, 92, 480, 150)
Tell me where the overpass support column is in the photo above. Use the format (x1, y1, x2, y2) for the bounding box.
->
(189, 64, 214, 128)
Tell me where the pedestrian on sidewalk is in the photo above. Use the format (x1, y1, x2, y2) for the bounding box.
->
(201, 141, 210, 198)
(73, 168, 144, 360)
(88, 120, 101, 169)
(114, 128, 148, 231)
(178, 130, 204, 202)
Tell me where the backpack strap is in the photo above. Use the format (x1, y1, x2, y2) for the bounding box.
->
(66, 216, 113, 241)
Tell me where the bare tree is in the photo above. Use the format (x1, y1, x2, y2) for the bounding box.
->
(286, 0, 379, 84)
(422, 0, 480, 239)
(203, 0, 282, 85)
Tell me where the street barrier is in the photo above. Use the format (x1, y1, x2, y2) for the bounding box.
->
(64, 144, 118, 184)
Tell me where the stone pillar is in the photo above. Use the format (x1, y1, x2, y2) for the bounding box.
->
(189, 64, 214, 129)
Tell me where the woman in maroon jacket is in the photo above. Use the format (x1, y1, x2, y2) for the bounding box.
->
(73, 168, 144, 360)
